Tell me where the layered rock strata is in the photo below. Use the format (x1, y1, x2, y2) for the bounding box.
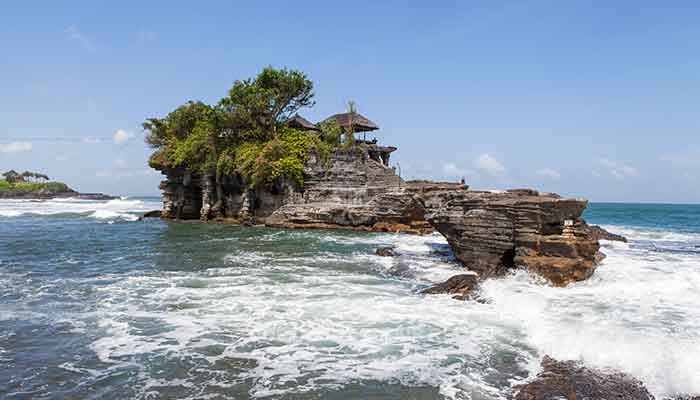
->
(419, 189, 601, 285)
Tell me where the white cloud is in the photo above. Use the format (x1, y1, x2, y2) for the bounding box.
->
(442, 162, 467, 178)
(82, 136, 102, 144)
(538, 167, 561, 179)
(597, 158, 639, 179)
(65, 25, 95, 51)
(113, 129, 133, 144)
(474, 153, 505, 176)
(0, 141, 33, 153)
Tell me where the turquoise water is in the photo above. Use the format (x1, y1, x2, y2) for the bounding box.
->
(1, 198, 699, 399)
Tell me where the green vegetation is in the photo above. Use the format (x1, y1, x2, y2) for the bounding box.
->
(143, 66, 336, 190)
(0, 179, 69, 194)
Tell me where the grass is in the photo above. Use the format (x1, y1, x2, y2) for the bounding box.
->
(0, 179, 69, 194)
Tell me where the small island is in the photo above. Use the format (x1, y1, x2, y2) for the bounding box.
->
(0, 169, 115, 200)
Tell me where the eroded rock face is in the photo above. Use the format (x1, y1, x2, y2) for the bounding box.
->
(420, 189, 600, 286)
(514, 356, 654, 400)
(155, 146, 446, 234)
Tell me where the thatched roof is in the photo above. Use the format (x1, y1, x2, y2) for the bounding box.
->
(323, 112, 379, 133)
(286, 114, 320, 131)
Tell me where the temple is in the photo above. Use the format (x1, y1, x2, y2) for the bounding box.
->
(293, 111, 397, 167)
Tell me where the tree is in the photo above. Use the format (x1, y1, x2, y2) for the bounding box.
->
(219, 66, 315, 139)
(2, 170, 20, 183)
(344, 100, 357, 147)
(21, 171, 35, 182)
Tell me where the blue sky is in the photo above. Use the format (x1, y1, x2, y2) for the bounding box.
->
(1, 1, 699, 202)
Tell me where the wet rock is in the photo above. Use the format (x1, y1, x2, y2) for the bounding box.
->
(386, 262, 415, 279)
(375, 247, 397, 257)
(585, 224, 628, 242)
(420, 189, 600, 286)
(142, 210, 162, 218)
(513, 356, 654, 400)
(421, 274, 479, 300)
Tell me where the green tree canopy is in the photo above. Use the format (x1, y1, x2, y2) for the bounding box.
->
(219, 66, 315, 141)
(143, 67, 330, 189)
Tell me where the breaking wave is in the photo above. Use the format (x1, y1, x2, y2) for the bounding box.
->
(0, 197, 160, 221)
(1, 202, 699, 398)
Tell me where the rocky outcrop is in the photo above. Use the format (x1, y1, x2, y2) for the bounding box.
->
(585, 224, 628, 242)
(420, 189, 601, 286)
(154, 146, 603, 286)
(513, 356, 654, 400)
(157, 146, 444, 234)
(142, 210, 162, 218)
(420, 274, 479, 300)
(375, 247, 397, 257)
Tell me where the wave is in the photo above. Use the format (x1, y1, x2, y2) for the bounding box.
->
(599, 224, 700, 243)
(0, 197, 160, 221)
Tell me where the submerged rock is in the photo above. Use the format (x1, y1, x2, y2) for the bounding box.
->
(375, 247, 397, 257)
(421, 274, 479, 300)
(513, 356, 654, 400)
(386, 262, 415, 279)
(143, 210, 162, 218)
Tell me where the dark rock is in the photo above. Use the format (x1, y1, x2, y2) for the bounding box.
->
(375, 247, 397, 257)
(386, 262, 415, 279)
(585, 224, 628, 242)
(421, 274, 479, 300)
(513, 356, 654, 400)
(420, 190, 600, 286)
(142, 210, 162, 218)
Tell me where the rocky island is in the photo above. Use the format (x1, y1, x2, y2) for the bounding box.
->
(144, 67, 615, 288)
(0, 170, 115, 200)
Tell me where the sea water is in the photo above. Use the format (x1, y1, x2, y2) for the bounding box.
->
(1, 198, 698, 399)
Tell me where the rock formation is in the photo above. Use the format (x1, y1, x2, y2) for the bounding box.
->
(375, 247, 397, 257)
(420, 274, 479, 300)
(513, 356, 654, 400)
(154, 145, 603, 286)
(585, 223, 628, 242)
(419, 189, 601, 286)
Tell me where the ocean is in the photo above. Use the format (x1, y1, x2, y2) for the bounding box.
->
(1, 198, 698, 399)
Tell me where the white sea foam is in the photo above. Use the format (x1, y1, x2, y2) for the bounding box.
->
(0, 197, 160, 221)
(78, 226, 700, 398)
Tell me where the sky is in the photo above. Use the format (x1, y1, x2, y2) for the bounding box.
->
(1, 1, 699, 202)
